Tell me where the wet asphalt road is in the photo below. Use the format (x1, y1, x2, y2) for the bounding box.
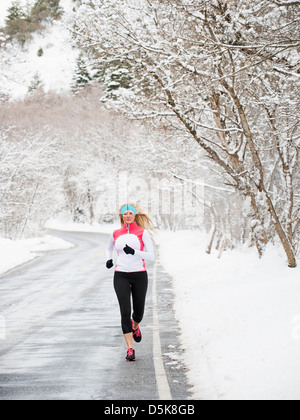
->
(0, 230, 191, 400)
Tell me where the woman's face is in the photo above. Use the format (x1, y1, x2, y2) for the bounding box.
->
(123, 210, 135, 225)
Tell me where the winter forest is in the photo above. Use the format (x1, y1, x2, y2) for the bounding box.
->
(0, 0, 299, 267)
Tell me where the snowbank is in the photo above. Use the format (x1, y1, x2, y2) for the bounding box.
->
(45, 218, 120, 234)
(158, 230, 300, 400)
(0, 235, 74, 276)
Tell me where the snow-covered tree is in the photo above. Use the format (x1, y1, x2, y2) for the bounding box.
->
(4, 1, 31, 45)
(28, 72, 44, 93)
(0, 33, 11, 101)
(71, 53, 92, 93)
(0, 127, 62, 239)
(73, 0, 299, 267)
(3, 0, 64, 44)
(5, 1, 26, 22)
(30, 0, 64, 23)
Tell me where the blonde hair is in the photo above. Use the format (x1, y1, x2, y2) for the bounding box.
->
(119, 202, 155, 242)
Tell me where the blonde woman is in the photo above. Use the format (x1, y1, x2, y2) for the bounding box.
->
(106, 203, 155, 362)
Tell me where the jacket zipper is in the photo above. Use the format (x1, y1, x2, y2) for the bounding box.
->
(126, 223, 131, 272)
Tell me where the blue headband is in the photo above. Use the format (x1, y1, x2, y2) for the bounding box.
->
(121, 205, 137, 217)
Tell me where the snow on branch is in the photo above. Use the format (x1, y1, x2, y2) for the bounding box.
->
(71, 0, 299, 266)
(270, 0, 300, 5)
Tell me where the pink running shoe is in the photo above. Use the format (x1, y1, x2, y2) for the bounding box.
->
(126, 348, 136, 362)
(132, 321, 142, 343)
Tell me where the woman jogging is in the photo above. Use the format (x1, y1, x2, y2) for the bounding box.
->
(106, 203, 155, 362)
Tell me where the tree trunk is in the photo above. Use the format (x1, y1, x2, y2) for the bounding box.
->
(206, 226, 217, 255)
(263, 191, 297, 268)
(218, 236, 227, 259)
(222, 80, 297, 268)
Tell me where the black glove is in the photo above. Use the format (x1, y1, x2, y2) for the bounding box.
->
(106, 259, 114, 269)
(124, 244, 135, 255)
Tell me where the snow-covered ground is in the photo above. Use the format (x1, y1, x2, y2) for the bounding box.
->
(45, 218, 120, 235)
(0, 234, 74, 277)
(2, 220, 299, 400)
(159, 230, 300, 400)
(0, 218, 119, 277)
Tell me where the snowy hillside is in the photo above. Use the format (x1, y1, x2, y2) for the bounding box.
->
(0, 0, 78, 99)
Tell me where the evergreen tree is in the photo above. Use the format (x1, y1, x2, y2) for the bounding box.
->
(71, 53, 92, 93)
(4, 2, 31, 46)
(30, 0, 64, 23)
(37, 47, 44, 57)
(28, 72, 44, 94)
(5, 1, 26, 22)
(105, 66, 132, 92)
(4, 0, 63, 45)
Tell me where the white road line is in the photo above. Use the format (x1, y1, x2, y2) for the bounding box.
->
(152, 260, 172, 400)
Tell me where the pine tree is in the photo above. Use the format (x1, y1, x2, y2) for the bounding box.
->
(4, 1, 31, 46)
(5, 1, 26, 22)
(37, 47, 44, 57)
(31, 0, 64, 23)
(71, 53, 92, 93)
(28, 72, 44, 94)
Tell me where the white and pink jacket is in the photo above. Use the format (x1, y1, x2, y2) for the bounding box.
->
(106, 222, 155, 273)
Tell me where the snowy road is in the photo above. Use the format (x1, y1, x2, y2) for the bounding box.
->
(0, 230, 190, 400)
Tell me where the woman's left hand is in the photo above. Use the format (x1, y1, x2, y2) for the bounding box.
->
(124, 244, 135, 255)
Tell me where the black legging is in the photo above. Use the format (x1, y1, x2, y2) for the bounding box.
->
(114, 271, 148, 334)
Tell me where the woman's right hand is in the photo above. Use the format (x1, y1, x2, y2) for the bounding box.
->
(106, 259, 114, 269)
